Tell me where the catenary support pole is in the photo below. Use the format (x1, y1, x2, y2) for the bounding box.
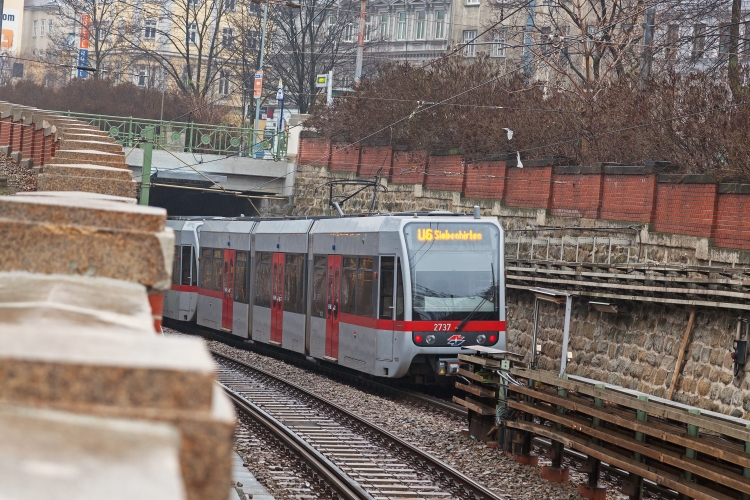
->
(354, 0, 366, 83)
(139, 126, 154, 206)
(253, 0, 269, 152)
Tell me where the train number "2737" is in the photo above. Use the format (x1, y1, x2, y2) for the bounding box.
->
(433, 323, 452, 331)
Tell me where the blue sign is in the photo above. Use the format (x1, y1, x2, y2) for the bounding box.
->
(77, 49, 89, 78)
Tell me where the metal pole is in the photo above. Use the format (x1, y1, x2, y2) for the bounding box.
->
(327, 69, 333, 105)
(140, 126, 154, 206)
(354, 0, 366, 83)
(638, 6, 656, 89)
(530, 297, 539, 369)
(560, 295, 572, 375)
(253, 1, 269, 153)
(159, 80, 166, 123)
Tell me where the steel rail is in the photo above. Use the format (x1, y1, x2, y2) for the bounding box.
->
(222, 384, 374, 500)
(214, 350, 506, 500)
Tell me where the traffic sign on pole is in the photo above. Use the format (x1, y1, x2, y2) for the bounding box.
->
(253, 70, 263, 99)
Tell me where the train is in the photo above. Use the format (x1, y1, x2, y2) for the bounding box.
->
(165, 212, 506, 382)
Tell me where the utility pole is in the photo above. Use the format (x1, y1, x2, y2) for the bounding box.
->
(638, 6, 656, 89)
(728, 0, 742, 101)
(354, 0, 366, 83)
(139, 126, 154, 206)
(253, 0, 269, 155)
(327, 69, 333, 105)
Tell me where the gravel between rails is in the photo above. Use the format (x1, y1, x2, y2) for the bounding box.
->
(165, 327, 634, 500)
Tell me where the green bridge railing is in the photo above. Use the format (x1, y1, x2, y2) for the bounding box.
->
(60, 111, 288, 159)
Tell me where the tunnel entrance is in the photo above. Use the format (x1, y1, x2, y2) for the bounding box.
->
(146, 185, 263, 217)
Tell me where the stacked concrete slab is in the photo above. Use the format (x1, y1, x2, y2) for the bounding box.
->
(0, 105, 236, 500)
(0, 102, 136, 198)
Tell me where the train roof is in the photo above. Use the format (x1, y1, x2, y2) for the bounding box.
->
(167, 210, 481, 223)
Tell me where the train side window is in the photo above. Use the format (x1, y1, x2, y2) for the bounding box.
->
(172, 246, 181, 285)
(312, 255, 327, 318)
(200, 248, 213, 289)
(378, 257, 395, 320)
(212, 249, 223, 292)
(284, 253, 305, 314)
(181, 246, 192, 286)
(396, 258, 404, 320)
(192, 249, 198, 286)
(253, 252, 272, 307)
(234, 251, 248, 303)
(356, 257, 375, 318)
(341, 257, 357, 314)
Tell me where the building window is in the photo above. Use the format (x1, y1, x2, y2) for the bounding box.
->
(744, 22, 750, 55)
(33, 20, 37, 37)
(493, 31, 506, 57)
(541, 26, 551, 56)
(342, 74, 352, 87)
(187, 0, 200, 6)
(48, 19, 52, 34)
(137, 68, 147, 87)
(224, 0, 236, 11)
(397, 12, 406, 40)
(719, 22, 731, 54)
(466, 0, 479, 5)
(434, 11, 445, 39)
(692, 23, 706, 58)
(222, 27, 233, 48)
(218, 69, 231, 95)
(365, 15, 371, 41)
(189, 23, 198, 43)
(415, 11, 425, 39)
(40, 19, 45, 36)
(380, 14, 388, 38)
(344, 23, 354, 42)
(144, 19, 157, 39)
(666, 24, 678, 62)
(463, 29, 477, 56)
(245, 29, 258, 50)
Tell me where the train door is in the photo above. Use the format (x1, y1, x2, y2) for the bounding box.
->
(179, 245, 193, 312)
(325, 255, 342, 359)
(376, 256, 396, 361)
(222, 249, 235, 330)
(270, 252, 285, 343)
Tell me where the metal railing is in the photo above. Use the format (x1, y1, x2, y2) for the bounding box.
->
(60, 111, 288, 159)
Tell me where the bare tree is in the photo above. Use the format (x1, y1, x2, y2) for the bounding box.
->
(266, 0, 360, 114)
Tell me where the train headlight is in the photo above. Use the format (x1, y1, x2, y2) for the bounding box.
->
(489, 334, 498, 344)
(426, 335, 436, 345)
(476, 334, 487, 345)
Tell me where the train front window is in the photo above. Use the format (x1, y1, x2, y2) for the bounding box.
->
(404, 222, 500, 321)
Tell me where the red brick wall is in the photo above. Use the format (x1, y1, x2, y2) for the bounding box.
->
(11, 121, 23, 154)
(329, 143, 360, 173)
(600, 175, 658, 222)
(463, 161, 506, 199)
(32, 129, 45, 166)
(550, 173, 603, 218)
(359, 146, 392, 177)
(504, 166, 553, 209)
(391, 151, 426, 185)
(424, 155, 465, 191)
(297, 138, 331, 166)
(654, 183, 718, 237)
(0, 117, 12, 146)
(714, 194, 750, 250)
(21, 123, 35, 160)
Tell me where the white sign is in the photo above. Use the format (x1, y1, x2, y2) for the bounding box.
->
(1, 9, 20, 53)
(315, 73, 328, 88)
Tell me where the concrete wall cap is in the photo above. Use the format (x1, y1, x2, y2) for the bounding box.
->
(658, 174, 717, 184)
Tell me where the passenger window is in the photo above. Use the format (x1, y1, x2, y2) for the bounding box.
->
(253, 252, 272, 307)
(396, 258, 404, 320)
(312, 255, 327, 318)
(356, 257, 375, 318)
(212, 249, 223, 292)
(200, 248, 213, 289)
(172, 246, 180, 285)
(234, 251, 248, 303)
(379, 257, 395, 320)
(181, 246, 192, 286)
(284, 254, 306, 314)
(341, 257, 357, 314)
(192, 250, 198, 286)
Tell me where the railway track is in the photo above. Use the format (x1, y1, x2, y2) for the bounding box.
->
(215, 351, 506, 500)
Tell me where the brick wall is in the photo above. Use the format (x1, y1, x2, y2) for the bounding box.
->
(359, 146, 392, 177)
(601, 173, 658, 222)
(550, 169, 603, 218)
(504, 165, 553, 209)
(297, 137, 330, 166)
(424, 155, 464, 191)
(391, 151, 426, 185)
(654, 177, 718, 238)
(329, 142, 360, 173)
(463, 160, 506, 199)
(714, 189, 750, 251)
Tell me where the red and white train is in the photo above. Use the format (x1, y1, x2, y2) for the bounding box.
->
(165, 213, 506, 381)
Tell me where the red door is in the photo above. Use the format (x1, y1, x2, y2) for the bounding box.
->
(325, 255, 342, 359)
(270, 252, 285, 344)
(222, 249, 235, 330)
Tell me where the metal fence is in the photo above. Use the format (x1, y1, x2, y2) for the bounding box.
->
(60, 111, 288, 159)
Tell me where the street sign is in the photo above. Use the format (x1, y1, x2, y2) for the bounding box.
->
(253, 70, 263, 99)
(316, 73, 328, 88)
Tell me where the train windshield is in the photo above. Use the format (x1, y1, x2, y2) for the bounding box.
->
(404, 222, 500, 321)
